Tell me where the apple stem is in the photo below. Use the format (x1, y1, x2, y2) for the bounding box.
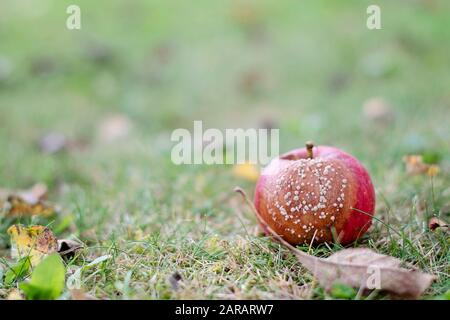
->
(306, 141, 314, 159)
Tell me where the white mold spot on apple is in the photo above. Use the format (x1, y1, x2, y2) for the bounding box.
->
(254, 143, 375, 245)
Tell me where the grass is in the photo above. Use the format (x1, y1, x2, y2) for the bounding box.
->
(0, 0, 449, 299)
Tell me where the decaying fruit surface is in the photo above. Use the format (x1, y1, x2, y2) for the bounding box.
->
(254, 143, 375, 245)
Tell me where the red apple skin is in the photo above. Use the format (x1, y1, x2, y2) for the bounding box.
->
(254, 146, 375, 245)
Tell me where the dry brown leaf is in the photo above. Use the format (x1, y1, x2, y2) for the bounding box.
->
(428, 217, 448, 231)
(403, 155, 440, 176)
(234, 187, 436, 299)
(403, 155, 427, 175)
(57, 238, 84, 256)
(2, 197, 55, 218)
(70, 289, 97, 300)
(7, 225, 58, 267)
(6, 288, 23, 300)
(0, 183, 56, 217)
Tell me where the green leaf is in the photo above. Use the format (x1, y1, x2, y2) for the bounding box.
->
(53, 214, 75, 235)
(19, 253, 65, 300)
(4, 257, 31, 285)
(444, 289, 450, 300)
(422, 151, 442, 165)
(330, 283, 357, 299)
(434, 289, 450, 300)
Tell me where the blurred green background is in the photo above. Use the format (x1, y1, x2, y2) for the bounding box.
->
(1, 0, 449, 182)
(0, 0, 449, 299)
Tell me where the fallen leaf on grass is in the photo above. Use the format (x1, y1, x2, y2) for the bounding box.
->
(6, 288, 23, 300)
(232, 163, 260, 182)
(403, 155, 440, 176)
(8, 224, 84, 267)
(3, 197, 56, 217)
(57, 238, 84, 256)
(19, 253, 65, 300)
(0, 183, 56, 217)
(7, 225, 58, 267)
(70, 289, 97, 300)
(234, 187, 436, 299)
(428, 217, 448, 231)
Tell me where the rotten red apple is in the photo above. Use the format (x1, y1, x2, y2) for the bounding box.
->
(254, 142, 375, 245)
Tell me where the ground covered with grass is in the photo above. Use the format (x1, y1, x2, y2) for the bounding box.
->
(0, 0, 449, 299)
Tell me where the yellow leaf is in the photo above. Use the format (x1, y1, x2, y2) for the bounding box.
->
(232, 163, 260, 182)
(427, 165, 440, 177)
(7, 225, 58, 267)
(403, 155, 441, 177)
